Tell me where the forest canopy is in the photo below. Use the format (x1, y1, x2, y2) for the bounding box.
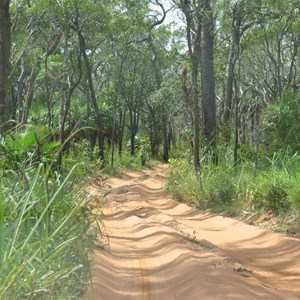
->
(1, 0, 299, 168)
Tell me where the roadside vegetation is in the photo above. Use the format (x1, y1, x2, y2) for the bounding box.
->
(1, 0, 300, 298)
(0, 127, 98, 299)
(167, 152, 300, 233)
(167, 92, 300, 236)
(0, 126, 151, 299)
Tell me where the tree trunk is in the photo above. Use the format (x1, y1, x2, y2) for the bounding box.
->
(148, 105, 159, 157)
(148, 35, 169, 163)
(192, 64, 201, 172)
(162, 112, 168, 163)
(223, 46, 235, 122)
(17, 61, 27, 123)
(233, 91, 240, 168)
(129, 106, 139, 156)
(19, 33, 61, 126)
(130, 127, 135, 156)
(111, 104, 117, 168)
(57, 49, 82, 169)
(0, 0, 11, 130)
(77, 30, 105, 162)
(181, 0, 202, 173)
(201, 0, 216, 147)
(222, 6, 241, 143)
(21, 67, 38, 125)
(118, 109, 126, 155)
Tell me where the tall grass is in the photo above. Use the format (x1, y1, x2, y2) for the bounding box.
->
(0, 163, 95, 299)
(167, 151, 300, 221)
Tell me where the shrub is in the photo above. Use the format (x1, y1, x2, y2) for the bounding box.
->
(263, 91, 300, 153)
(201, 163, 236, 205)
(167, 159, 201, 205)
(250, 171, 292, 213)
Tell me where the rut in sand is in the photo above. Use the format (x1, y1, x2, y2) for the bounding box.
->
(84, 165, 300, 300)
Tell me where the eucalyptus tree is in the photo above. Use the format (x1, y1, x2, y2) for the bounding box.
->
(120, 43, 153, 156)
(57, 33, 83, 169)
(0, 0, 11, 130)
(65, 2, 108, 162)
(223, 0, 300, 148)
(108, 41, 129, 157)
(216, 0, 272, 142)
(9, 2, 63, 126)
(243, 2, 300, 101)
(171, 0, 217, 170)
(219, 0, 253, 126)
(215, 0, 264, 165)
(201, 0, 216, 148)
(105, 0, 172, 159)
(111, 4, 143, 158)
(9, 0, 115, 163)
(146, 1, 172, 162)
(173, 0, 202, 172)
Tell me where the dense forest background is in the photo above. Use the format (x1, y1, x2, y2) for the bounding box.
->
(1, 0, 300, 169)
(1, 0, 300, 298)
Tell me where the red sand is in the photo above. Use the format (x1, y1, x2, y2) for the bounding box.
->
(84, 165, 300, 299)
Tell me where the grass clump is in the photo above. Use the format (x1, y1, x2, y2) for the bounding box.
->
(167, 159, 238, 212)
(167, 159, 202, 205)
(0, 163, 95, 299)
(250, 171, 292, 213)
(167, 152, 300, 229)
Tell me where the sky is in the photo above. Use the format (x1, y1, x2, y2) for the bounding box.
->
(149, 0, 185, 29)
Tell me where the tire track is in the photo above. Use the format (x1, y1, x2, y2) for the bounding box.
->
(84, 165, 300, 299)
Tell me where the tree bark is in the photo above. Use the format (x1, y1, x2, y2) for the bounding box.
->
(57, 45, 82, 170)
(20, 67, 38, 125)
(222, 5, 241, 124)
(128, 106, 140, 156)
(118, 109, 126, 155)
(0, 0, 11, 130)
(148, 106, 159, 157)
(17, 60, 27, 123)
(201, 0, 216, 146)
(180, 0, 202, 173)
(77, 29, 105, 162)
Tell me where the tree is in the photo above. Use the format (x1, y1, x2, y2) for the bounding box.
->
(0, 0, 10, 130)
(176, 0, 202, 173)
(201, 0, 216, 147)
(147, 1, 170, 163)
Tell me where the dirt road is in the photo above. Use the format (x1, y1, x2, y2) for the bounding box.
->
(84, 165, 300, 299)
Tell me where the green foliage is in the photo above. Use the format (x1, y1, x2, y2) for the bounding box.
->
(167, 149, 300, 220)
(0, 164, 94, 299)
(167, 159, 237, 209)
(263, 92, 300, 153)
(250, 171, 292, 213)
(201, 163, 237, 205)
(238, 144, 257, 161)
(107, 150, 144, 173)
(0, 126, 59, 170)
(64, 138, 104, 177)
(288, 173, 300, 214)
(167, 159, 202, 204)
(136, 133, 151, 166)
(0, 123, 101, 299)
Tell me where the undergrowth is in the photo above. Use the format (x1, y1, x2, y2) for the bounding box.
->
(0, 125, 156, 299)
(167, 152, 300, 233)
(0, 128, 100, 299)
(0, 163, 96, 299)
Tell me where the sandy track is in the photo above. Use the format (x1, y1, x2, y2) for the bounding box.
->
(84, 165, 300, 299)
